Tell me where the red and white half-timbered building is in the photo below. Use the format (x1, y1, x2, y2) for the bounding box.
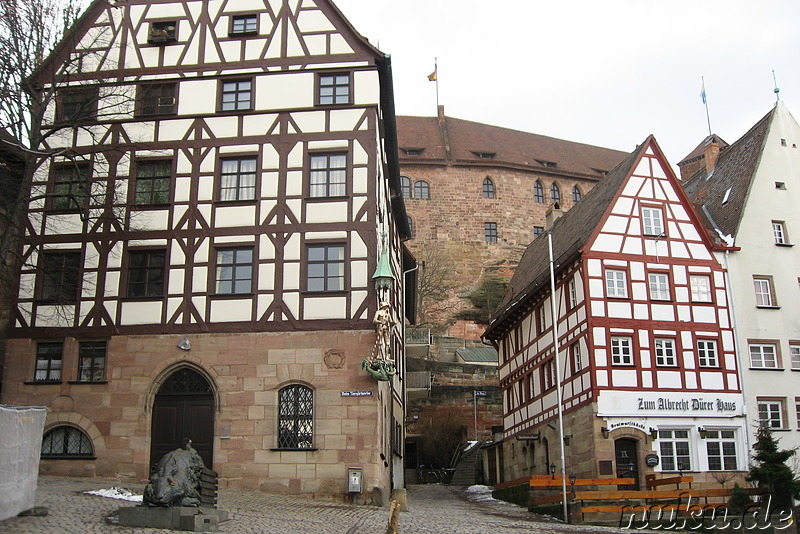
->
(0, 0, 412, 502)
(483, 137, 745, 487)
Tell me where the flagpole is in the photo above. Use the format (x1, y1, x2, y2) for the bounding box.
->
(434, 57, 439, 109)
(701, 76, 712, 136)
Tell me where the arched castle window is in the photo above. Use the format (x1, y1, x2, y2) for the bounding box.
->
(400, 176, 411, 199)
(483, 177, 495, 198)
(550, 183, 561, 204)
(414, 181, 430, 200)
(573, 185, 582, 203)
(534, 181, 544, 203)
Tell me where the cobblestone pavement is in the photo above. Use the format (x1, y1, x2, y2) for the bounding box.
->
(0, 476, 641, 533)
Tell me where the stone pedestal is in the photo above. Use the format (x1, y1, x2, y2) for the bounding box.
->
(117, 505, 228, 532)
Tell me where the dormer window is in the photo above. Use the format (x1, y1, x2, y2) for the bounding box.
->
(537, 160, 557, 169)
(402, 148, 424, 156)
(148, 21, 177, 44)
(472, 151, 496, 160)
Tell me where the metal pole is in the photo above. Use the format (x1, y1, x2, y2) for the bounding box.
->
(473, 390, 478, 441)
(548, 232, 569, 523)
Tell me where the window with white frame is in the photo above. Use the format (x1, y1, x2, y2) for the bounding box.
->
(310, 154, 347, 197)
(611, 336, 633, 365)
(753, 276, 777, 307)
(796, 398, 800, 429)
(648, 272, 670, 300)
(219, 157, 257, 201)
(605, 269, 628, 298)
(567, 277, 577, 309)
(705, 430, 737, 471)
(772, 221, 789, 245)
(655, 338, 677, 366)
(658, 430, 691, 471)
(689, 274, 713, 303)
(572, 342, 582, 374)
(220, 79, 252, 111)
(791, 345, 800, 370)
(757, 399, 785, 429)
(642, 207, 664, 236)
(749, 343, 779, 369)
(697, 339, 718, 367)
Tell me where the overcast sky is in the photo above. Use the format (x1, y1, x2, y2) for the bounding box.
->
(335, 0, 800, 167)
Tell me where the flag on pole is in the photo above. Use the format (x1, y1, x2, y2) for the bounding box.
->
(427, 67, 437, 82)
(700, 80, 707, 104)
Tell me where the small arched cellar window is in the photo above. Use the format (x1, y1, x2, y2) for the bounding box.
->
(41, 425, 94, 458)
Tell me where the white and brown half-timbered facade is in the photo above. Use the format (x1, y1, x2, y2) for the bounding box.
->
(483, 136, 745, 487)
(0, 0, 412, 502)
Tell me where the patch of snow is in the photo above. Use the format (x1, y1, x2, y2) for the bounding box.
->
(84, 487, 143, 503)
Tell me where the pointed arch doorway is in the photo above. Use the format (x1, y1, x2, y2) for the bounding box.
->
(150, 367, 215, 472)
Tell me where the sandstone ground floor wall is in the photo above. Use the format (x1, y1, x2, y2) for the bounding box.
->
(499, 400, 749, 489)
(1, 330, 402, 503)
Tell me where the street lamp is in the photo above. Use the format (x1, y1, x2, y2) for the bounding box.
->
(550, 462, 556, 480)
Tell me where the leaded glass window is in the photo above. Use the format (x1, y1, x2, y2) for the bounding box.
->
(277, 384, 313, 449)
(41, 426, 93, 458)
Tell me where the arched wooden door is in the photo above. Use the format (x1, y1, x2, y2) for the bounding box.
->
(150, 368, 214, 472)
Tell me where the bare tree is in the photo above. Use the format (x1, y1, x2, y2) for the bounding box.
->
(0, 0, 139, 389)
(413, 243, 459, 328)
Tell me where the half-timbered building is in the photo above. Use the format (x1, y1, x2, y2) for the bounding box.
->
(683, 101, 800, 457)
(483, 136, 746, 487)
(0, 0, 411, 502)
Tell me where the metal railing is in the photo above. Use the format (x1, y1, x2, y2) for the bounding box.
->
(405, 327, 431, 345)
(406, 371, 432, 389)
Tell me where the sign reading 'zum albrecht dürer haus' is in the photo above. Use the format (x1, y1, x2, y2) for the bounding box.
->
(596, 391, 744, 418)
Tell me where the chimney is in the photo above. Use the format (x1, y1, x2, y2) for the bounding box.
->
(704, 136, 721, 174)
(545, 202, 563, 230)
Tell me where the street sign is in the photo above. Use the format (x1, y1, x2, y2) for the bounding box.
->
(474, 391, 487, 396)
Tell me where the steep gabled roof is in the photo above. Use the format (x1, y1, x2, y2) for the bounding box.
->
(397, 114, 628, 179)
(682, 107, 773, 240)
(483, 139, 650, 340)
(677, 134, 729, 167)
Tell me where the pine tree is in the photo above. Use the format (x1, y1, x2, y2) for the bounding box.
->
(727, 483, 753, 515)
(746, 425, 800, 508)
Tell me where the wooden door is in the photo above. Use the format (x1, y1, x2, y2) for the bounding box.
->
(150, 368, 214, 472)
(614, 438, 639, 490)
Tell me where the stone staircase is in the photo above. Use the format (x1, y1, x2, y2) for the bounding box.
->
(448, 441, 482, 487)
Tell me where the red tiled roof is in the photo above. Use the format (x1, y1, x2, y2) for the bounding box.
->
(396, 114, 628, 179)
